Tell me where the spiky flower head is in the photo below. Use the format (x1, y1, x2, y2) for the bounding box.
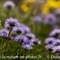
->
(14, 35, 28, 43)
(0, 29, 9, 39)
(22, 40, 34, 50)
(5, 17, 19, 29)
(25, 33, 35, 39)
(31, 38, 41, 44)
(53, 39, 60, 46)
(45, 44, 54, 51)
(45, 37, 56, 45)
(12, 26, 25, 34)
(49, 29, 60, 38)
(13, 23, 31, 34)
(43, 14, 58, 26)
(52, 46, 60, 55)
(54, 9, 60, 18)
(22, 44, 33, 50)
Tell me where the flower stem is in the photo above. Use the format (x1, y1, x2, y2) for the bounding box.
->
(49, 51, 51, 60)
(24, 50, 27, 60)
(3, 27, 12, 53)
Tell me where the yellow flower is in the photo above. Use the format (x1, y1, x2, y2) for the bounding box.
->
(20, 4, 30, 12)
(26, 0, 35, 3)
(42, 0, 60, 14)
(20, 0, 35, 12)
(42, 6, 49, 14)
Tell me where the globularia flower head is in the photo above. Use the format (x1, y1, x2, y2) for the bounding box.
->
(45, 44, 54, 51)
(14, 35, 28, 43)
(22, 44, 33, 50)
(22, 40, 34, 46)
(13, 23, 31, 34)
(31, 16, 42, 23)
(0, 29, 9, 39)
(22, 40, 34, 50)
(45, 37, 56, 45)
(49, 29, 60, 38)
(54, 9, 60, 18)
(43, 14, 58, 26)
(3, 1, 15, 10)
(53, 39, 60, 46)
(16, 23, 26, 28)
(5, 17, 19, 29)
(52, 46, 60, 55)
(25, 33, 35, 39)
(12, 26, 25, 34)
(23, 26, 31, 34)
(31, 38, 41, 44)
(20, 24, 31, 34)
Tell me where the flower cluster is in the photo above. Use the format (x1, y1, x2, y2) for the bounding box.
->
(45, 29, 60, 55)
(43, 9, 60, 27)
(43, 14, 58, 26)
(0, 17, 41, 51)
(31, 9, 60, 28)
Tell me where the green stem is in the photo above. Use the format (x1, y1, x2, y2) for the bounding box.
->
(41, 43, 48, 60)
(24, 50, 27, 60)
(49, 51, 51, 60)
(6, 9, 11, 18)
(3, 27, 12, 53)
(17, 43, 22, 60)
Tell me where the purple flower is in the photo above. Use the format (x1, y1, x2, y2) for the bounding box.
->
(22, 39, 34, 46)
(22, 44, 33, 50)
(31, 38, 41, 44)
(5, 23, 10, 30)
(19, 24, 31, 33)
(5, 17, 19, 29)
(53, 39, 60, 46)
(0, 29, 9, 39)
(25, 33, 35, 39)
(12, 26, 25, 34)
(54, 9, 60, 23)
(3, 1, 15, 10)
(16, 23, 26, 28)
(31, 16, 42, 23)
(45, 44, 54, 51)
(43, 14, 58, 26)
(49, 29, 60, 38)
(12, 23, 31, 34)
(23, 26, 31, 34)
(52, 46, 60, 55)
(54, 9, 60, 17)
(44, 37, 56, 45)
(14, 35, 28, 43)
(22, 40, 34, 50)
(19, 24, 31, 34)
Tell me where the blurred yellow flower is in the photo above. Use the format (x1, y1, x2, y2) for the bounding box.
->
(42, 0, 60, 14)
(20, 0, 35, 12)
(20, 0, 60, 13)
(26, 0, 35, 3)
(20, 4, 30, 12)
(42, 6, 49, 14)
